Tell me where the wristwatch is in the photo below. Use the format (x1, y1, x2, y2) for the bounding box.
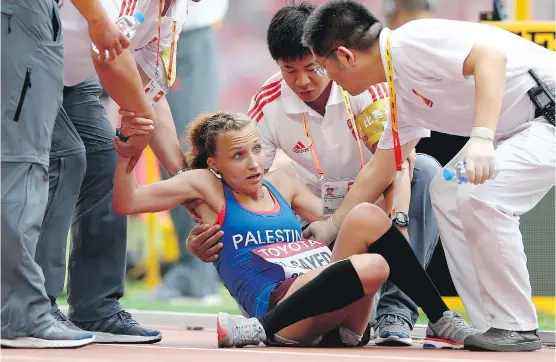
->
(116, 128, 129, 143)
(392, 211, 409, 228)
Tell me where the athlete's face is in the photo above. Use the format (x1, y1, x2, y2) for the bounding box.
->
(278, 55, 331, 102)
(211, 123, 265, 195)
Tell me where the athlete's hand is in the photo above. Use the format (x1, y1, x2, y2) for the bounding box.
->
(186, 224, 224, 263)
(302, 218, 338, 246)
(459, 131, 496, 185)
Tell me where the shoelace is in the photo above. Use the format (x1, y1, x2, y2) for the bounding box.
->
(450, 313, 476, 333)
(233, 322, 262, 344)
(118, 311, 141, 328)
(52, 311, 77, 329)
(379, 315, 408, 332)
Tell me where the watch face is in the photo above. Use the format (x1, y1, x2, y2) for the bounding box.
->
(395, 212, 408, 224)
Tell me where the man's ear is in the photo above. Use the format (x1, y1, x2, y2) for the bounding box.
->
(337, 46, 356, 67)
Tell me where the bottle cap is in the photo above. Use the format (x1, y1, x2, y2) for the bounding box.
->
(443, 168, 456, 181)
(134, 12, 145, 23)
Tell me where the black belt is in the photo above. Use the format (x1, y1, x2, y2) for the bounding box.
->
(527, 69, 555, 126)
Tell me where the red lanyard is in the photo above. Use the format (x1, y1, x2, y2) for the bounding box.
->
(301, 90, 365, 182)
(385, 34, 403, 171)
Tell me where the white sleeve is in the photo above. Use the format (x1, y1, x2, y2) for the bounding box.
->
(393, 20, 477, 81)
(248, 96, 277, 170)
(257, 115, 278, 171)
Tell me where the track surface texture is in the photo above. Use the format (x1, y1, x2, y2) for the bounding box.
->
(2, 325, 555, 362)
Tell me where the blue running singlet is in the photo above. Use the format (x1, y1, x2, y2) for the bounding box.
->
(212, 180, 302, 317)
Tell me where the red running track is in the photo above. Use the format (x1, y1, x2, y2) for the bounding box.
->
(2, 326, 554, 362)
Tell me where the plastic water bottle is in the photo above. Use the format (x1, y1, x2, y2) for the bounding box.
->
(443, 161, 499, 184)
(92, 12, 145, 56)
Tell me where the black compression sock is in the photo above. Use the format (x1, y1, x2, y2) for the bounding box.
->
(257, 259, 365, 337)
(368, 225, 448, 323)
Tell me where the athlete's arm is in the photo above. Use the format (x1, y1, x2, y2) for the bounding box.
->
(287, 175, 323, 223)
(70, 0, 130, 61)
(113, 156, 206, 215)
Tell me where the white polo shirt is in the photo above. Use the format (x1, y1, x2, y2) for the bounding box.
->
(61, 0, 188, 87)
(250, 72, 390, 195)
(377, 19, 556, 150)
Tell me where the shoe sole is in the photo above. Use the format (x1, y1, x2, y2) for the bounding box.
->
(464, 340, 542, 352)
(423, 337, 463, 349)
(91, 331, 162, 344)
(375, 336, 413, 347)
(1, 336, 95, 349)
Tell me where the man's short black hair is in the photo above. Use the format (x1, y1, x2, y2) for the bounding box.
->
(302, 0, 383, 57)
(267, 2, 317, 62)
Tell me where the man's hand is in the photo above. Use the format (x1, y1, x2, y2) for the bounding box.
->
(459, 133, 496, 185)
(70, 0, 130, 61)
(114, 110, 155, 172)
(186, 224, 224, 263)
(119, 114, 154, 137)
(183, 199, 203, 223)
(89, 19, 130, 61)
(302, 218, 338, 245)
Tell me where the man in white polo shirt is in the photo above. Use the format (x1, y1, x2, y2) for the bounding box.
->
(301, 0, 554, 352)
(33, 0, 193, 344)
(186, 3, 442, 347)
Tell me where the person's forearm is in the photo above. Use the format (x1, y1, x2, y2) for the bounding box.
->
(331, 157, 395, 230)
(70, 0, 110, 23)
(331, 139, 420, 230)
(113, 157, 139, 214)
(93, 50, 156, 121)
(383, 160, 411, 216)
(149, 96, 188, 175)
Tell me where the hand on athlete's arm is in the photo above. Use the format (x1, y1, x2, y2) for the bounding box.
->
(187, 224, 224, 263)
(114, 110, 153, 173)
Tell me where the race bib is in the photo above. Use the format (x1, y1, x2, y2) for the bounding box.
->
(252, 240, 332, 279)
(144, 79, 167, 107)
(321, 178, 354, 216)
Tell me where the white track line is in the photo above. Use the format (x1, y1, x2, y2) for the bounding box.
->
(1, 357, 113, 362)
(101, 344, 521, 362)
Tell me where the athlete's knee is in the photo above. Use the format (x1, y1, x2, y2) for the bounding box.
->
(344, 203, 391, 238)
(348, 254, 389, 295)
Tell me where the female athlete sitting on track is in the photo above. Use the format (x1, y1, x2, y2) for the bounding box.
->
(112, 111, 476, 349)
